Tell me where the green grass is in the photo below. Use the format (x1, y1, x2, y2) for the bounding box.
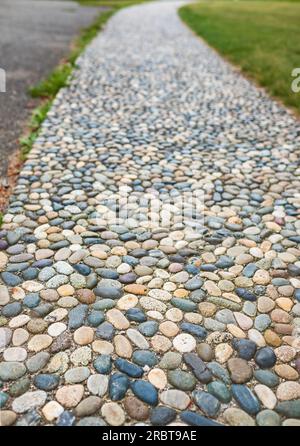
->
(20, 101, 52, 160)
(179, 1, 300, 114)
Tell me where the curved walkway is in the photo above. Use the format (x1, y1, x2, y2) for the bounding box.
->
(0, 1, 300, 427)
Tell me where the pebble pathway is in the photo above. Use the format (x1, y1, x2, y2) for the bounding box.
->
(1, 1, 300, 427)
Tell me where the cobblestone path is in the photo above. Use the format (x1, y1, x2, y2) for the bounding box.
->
(1, 1, 300, 427)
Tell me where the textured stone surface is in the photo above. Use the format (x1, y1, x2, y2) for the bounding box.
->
(0, 0, 299, 427)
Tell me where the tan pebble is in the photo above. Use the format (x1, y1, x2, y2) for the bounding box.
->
(215, 343, 233, 363)
(114, 335, 132, 358)
(0, 410, 17, 426)
(12, 328, 29, 346)
(124, 284, 147, 295)
(57, 284, 75, 297)
(254, 384, 277, 409)
(92, 250, 108, 260)
(278, 285, 294, 297)
(92, 340, 114, 355)
(227, 324, 246, 338)
(271, 309, 291, 324)
(239, 239, 256, 248)
(57, 296, 78, 308)
(224, 408, 255, 426)
(276, 382, 300, 401)
(117, 294, 138, 310)
(264, 329, 282, 347)
(148, 368, 167, 389)
(274, 324, 293, 335)
(202, 252, 216, 263)
(56, 385, 84, 408)
(146, 310, 164, 320)
(3, 347, 27, 362)
(282, 419, 300, 427)
(227, 358, 253, 383)
(73, 326, 94, 345)
(159, 321, 179, 337)
(198, 302, 216, 317)
(45, 308, 68, 323)
(28, 334, 52, 352)
(266, 222, 281, 233)
(253, 270, 270, 285)
(234, 277, 253, 288)
(257, 296, 275, 313)
(165, 308, 183, 322)
(283, 336, 300, 350)
(47, 352, 69, 374)
(274, 345, 296, 362)
(173, 289, 189, 298)
(76, 289, 95, 304)
(222, 292, 241, 303)
(218, 280, 235, 292)
(151, 335, 172, 353)
(106, 309, 129, 330)
(8, 315, 30, 328)
(101, 402, 125, 426)
(201, 272, 218, 281)
(42, 401, 64, 421)
(40, 289, 59, 302)
(11, 287, 25, 301)
(234, 312, 253, 330)
(0, 252, 8, 270)
(48, 322, 66, 337)
(276, 298, 293, 312)
(184, 312, 202, 324)
(111, 246, 127, 255)
(266, 285, 279, 300)
(275, 364, 299, 381)
(203, 281, 221, 296)
(22, 281, 44, 292)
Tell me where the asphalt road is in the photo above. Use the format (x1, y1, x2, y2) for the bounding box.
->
(0, 0, 103, 179)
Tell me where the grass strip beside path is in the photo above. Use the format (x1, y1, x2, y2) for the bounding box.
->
(179, 1, 300, 115)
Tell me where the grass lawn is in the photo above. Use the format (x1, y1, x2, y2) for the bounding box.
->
(179, 1, 300, 114)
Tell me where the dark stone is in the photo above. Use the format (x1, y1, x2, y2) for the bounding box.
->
(232, 384, 261, 415)
(93, 355, 112, 374)
(180, 322, 207, 339)
(115, 358, 143, 378)
(132, 350, 158, 367)
(126, 308, 147, 323)
(96, 322, 115, 340)
(180, 411, 223, 426)
(150, 407, 176, 426)
(193, 390, 220, 418)
(56, 411, 76, 426)
(33, 374, 60, 391)
(183, 353, 212, 383)
(255, 347, 276, 369)
(235, 288, 257, 301)
(131, 380, 158, 406)
(232, 338, 257, 360)
(109, 373, 129, 401)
